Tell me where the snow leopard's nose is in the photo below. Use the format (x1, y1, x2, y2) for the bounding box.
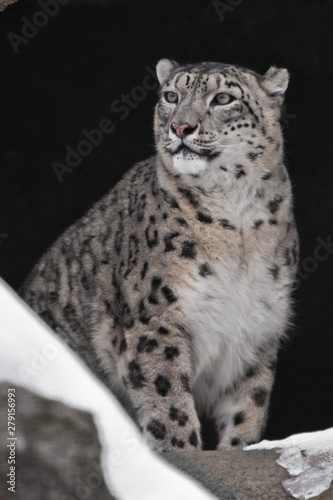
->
(171, 122, 198, 138)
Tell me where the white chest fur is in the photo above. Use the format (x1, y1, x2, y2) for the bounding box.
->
(183, 256, 290, 414)
(178, 191, 292, 412)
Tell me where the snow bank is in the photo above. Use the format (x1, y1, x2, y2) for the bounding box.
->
(245, 428, 333, 499)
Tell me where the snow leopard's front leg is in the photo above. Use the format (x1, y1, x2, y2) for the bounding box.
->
(117, 317, 202, 452)
(213, 340, 279, 449)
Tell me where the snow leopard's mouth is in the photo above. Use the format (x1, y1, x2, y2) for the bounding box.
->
(173, 144, 217, 158)
(176, 145, 201, 158)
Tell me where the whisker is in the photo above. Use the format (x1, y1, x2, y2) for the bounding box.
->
(215, 144, 240, 149)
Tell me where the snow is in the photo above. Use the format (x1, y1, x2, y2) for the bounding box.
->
(0, 278, 216, 500)
(245, 428, 333, 499)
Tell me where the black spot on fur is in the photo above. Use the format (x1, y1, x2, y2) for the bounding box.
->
(171, 437, 185, 448)
(252, 387, 268, 407)
(181, 241, 197, 259)
(189, 430, 198, 447)
(247, 152, 259, 161)
(128, 361, 145, 389)
(119, 338, 127, 354)
(137, 336, 158, 353)
(256, 188, 265, 199)
(245, 365, 258, 378)
(145, 225, 159, 248)
(220, 219, 236, 230)
(158, 326, 169, 335)
(155, 374, 171, 396)
(148, 294, 159, 304)
(197, 212, 213, 224)
(176, 217, 188, 227)
(151, 276, 162, 289)
(235, 164, 246, 178)
(161, 286, 177, 303)
(158, 189, 180, 210)
(164, 346, 180, 360)
(138, 300, 151, 324)
(262, 172, 272, 180)
(164, 232, 180, 252)
(231, 437, 241, 446)
(63, 303, 78, 324)
(283, 248, 292, 266)
(39, 309, 58, 330)
(81, 275, 90, 290)
(104, 299, 112, 314)
(161, 189, 180, 210)
(178, 187, 199, 208)
(268, 196, 283, 214)
(180, 374, 191, 393)
(233, 412, 245, 426)
(141, 261, 148, 280)
(122, 303, 135, 329)
(169, 406, 178, 421)
(253, 219, 264, 229)
(147, 419, 166, 440)
(269, 218, 278, 225)
(48, 291, 59, 302)
(137, 194, 147, 222)
(199, 263, 213, 277)
(169, 406, 189, 426)
(269, 264, 280, 280)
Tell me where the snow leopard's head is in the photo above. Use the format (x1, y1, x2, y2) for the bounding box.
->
(154, 59, 289, 189)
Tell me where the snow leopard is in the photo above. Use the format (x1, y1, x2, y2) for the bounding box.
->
(21, 59, 299, 452)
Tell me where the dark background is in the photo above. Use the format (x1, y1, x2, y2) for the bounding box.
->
(1, 0, 332, 441)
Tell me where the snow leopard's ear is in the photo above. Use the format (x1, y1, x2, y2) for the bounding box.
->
(261, 66, 289, 105)
(156, 59, 179, 86)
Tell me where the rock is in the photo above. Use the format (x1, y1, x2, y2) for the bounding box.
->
(0, 382, 116, 500)
(164, 439, 333, 500)
(164, 448, 290, 500)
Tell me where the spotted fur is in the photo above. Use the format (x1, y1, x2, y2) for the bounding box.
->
(20, 59, 299, 451)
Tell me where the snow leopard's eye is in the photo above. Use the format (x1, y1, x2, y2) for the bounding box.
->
(164, 91, 178, 104)
(212, 93, 235, 105)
